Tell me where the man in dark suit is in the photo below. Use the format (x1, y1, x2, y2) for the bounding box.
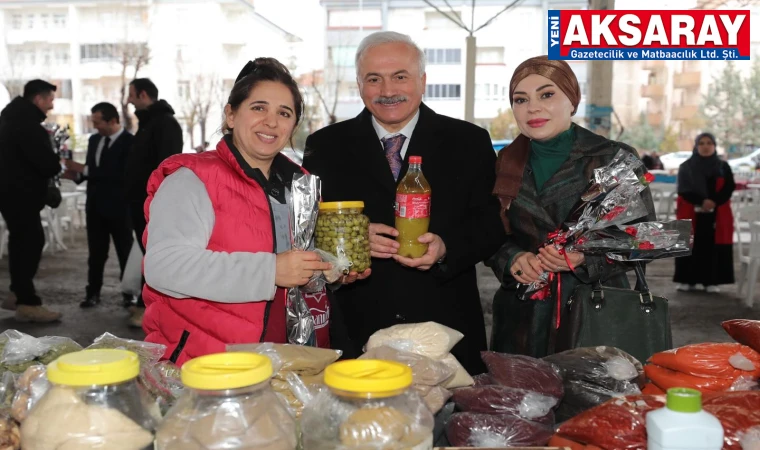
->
(0, 79, 64, 322)
(124, 78, 183, 327)
(64, 102, 135, 308)
(303, 31, 506, 374)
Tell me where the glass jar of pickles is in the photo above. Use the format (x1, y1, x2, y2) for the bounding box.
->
(315, 202, 371, 274)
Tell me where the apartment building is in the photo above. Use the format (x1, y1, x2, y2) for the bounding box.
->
(320, 0, 588, 128)
(0, 0, 302, 150)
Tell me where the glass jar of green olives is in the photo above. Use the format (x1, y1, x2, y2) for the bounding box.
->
(315, 201, 371, 274)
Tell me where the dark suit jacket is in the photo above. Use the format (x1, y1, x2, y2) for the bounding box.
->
(80, 131, 134, 219)
(303, 103, 506, 374)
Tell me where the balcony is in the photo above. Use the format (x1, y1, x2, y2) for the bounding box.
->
(672, 105, 699, 121)
(642, 60, 665, 70)
(647, 112, 664, 127)
(641, 84, 665, 98)
(674, 71, 701, 89)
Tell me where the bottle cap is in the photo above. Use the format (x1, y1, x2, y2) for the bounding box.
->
(47, 349, 140, 386)
(666, 388, 702, 413)
(409, 156, 422, 164)
(182, 352, 273, 390)
(324, 359, 412, 398)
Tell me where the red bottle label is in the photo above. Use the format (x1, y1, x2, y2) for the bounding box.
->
(395, 193, 431, 219)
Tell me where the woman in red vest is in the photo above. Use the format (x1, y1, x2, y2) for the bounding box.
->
(140, 58, 332, 365)
(674, 132, 735, 293)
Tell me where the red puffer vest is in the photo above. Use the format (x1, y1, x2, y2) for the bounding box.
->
(142, 138, 308, 366)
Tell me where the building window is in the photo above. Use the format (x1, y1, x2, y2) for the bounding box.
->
(424, 48, 461, 65)
(177, 81, 190, 100)
(42, 49, 51, 65)
(224, 45, 242, 64)
(80, 43, 147, 62)
(40, 14, 49, 28)
(55, 79, 73, 99)
(477, 47, 505, 64)
(347, 86, 360, 100)
(328, 9, 382, 28)
(11, 14, 22, 29)
(55, 48, 70, 65)
(328, 46, 357, 67)
(425, 84, 461, 100)
(25, 14, 34, 29)
(52, 13, 67, 28)
(425, 11, 462, 29)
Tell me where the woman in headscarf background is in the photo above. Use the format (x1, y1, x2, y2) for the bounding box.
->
(674, 133, 735, 293)
(487, 56, 656, 357)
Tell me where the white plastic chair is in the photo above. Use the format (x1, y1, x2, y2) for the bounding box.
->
(743, 222, 760, 308)
(649, 183, 677, 221)
(735, 206, 760, 304)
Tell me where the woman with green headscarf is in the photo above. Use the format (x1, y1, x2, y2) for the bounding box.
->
(487, 56, 656, 357)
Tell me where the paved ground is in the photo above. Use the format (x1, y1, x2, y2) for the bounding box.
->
(1, 229, 758, 348)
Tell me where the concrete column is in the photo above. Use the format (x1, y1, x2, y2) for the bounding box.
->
(464, 34, 476, 123)
(69, 4, 83, 135)
(585, 0, 614, 138)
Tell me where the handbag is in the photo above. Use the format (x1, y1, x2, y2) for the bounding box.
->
(45, 179, 62, 209)
(555, 262, 673, 364)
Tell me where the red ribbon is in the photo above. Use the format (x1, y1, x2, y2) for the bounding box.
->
(530, 229, 578, 329)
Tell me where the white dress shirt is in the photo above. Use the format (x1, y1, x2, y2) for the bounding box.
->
(84, 127, 124, 176)
(371, 110, 420, 159)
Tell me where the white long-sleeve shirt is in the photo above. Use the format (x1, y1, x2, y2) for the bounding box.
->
(144, 167, 282, 303)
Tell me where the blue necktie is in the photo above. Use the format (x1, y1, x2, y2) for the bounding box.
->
(382, 134, 406, 181)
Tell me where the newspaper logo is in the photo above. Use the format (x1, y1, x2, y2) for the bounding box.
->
(548, 10, 750, 60)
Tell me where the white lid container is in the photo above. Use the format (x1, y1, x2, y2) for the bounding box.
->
(646, 388, 724, 450)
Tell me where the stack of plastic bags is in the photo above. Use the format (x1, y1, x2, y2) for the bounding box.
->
(642, 343, 760, 394)
(550, 394, 665, 449)
(227, 342, 341, 418)
(543, 346, 645, 422)
(445, 352, 563, 447)
(364, 322, 475, 390)
(549, 391, 760, 450)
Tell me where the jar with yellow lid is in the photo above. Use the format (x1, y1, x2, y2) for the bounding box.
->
(155, 352, 297, 450)
(301, 359, 434, 449)
(315, 201, 371, 274)
(21, 349, 157, 450)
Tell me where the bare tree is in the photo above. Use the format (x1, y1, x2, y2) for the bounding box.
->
(179, 82, 199, 149)
(309, 70, 340, 125)
(178, 72, 223, 150)
(1, 48, 25, 99)
(118, 43, 150, 132)
(194, 73, 222, 148)
(422, 0, 524, 122)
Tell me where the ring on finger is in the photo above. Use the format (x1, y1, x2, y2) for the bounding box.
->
(514, 269, 523, 276)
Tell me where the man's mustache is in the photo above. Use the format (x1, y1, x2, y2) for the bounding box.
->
(373, 96, 407, 105)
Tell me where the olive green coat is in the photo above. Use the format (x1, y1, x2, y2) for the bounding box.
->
(486, 125, 656, 357)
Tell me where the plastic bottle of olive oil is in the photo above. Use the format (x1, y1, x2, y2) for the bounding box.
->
(395, 156, 431, 258)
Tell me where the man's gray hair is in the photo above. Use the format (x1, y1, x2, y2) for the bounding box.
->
(355, 31, 426, 77)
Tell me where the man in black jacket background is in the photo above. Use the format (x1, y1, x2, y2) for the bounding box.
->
(64, 102, 135, 309)
(124, 78, 183, 327)
(0, 80, 64, 322)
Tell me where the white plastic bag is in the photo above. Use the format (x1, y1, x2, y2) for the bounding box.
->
(121, 237, 143, 296)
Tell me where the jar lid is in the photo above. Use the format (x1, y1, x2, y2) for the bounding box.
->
(319, 201, 365, 211)
(181, 352, 272, 390)
(666, 387, 702, 413)
(324, 360, 412, 396)
(47, 349, 140, 386)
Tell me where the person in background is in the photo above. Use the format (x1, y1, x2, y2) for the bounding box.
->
(674, 133, 735, 293)
(642, 151, 664, 170)
(141, 58, 332, 365)
(0, 79, 64, 322)
(487, 56, 656, 357)
(124, 78, 184, 327)
(63, 102, 135, 308)
(303, 31, 505, 374)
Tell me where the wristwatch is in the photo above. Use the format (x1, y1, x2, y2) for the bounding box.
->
(436, 254, 447, 265)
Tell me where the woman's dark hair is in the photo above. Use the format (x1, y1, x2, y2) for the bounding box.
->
(223, 57, 304, 136)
